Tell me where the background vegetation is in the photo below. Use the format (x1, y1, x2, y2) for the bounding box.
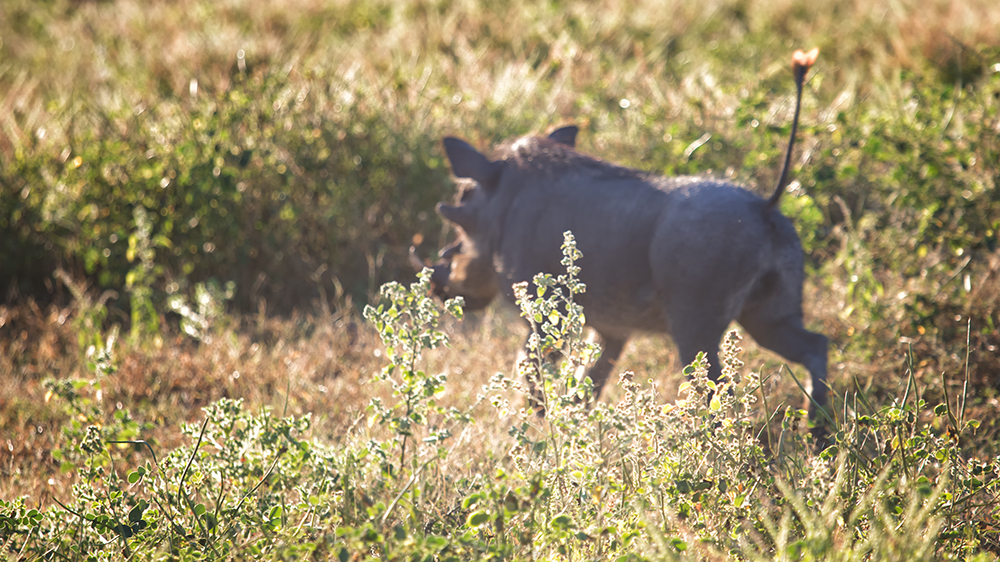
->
(2, 0, 999, 559)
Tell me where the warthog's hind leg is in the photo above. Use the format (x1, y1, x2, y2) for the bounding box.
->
(738, 313, 829, 426)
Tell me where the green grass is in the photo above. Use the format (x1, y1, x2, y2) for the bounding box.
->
(2, 0, 1000, 559)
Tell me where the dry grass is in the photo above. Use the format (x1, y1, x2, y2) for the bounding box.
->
(5, 0, 1000, 160)
(2, 289, 841, 507)
(0, 301, 371, 503)
(0, 296, 519, 504)
(3, 0, 1000, 520)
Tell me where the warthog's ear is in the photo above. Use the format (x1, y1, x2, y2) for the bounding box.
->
(443, 137, 502, 190)
(436, 202, 476, 232)
(548, 125, 578, 148)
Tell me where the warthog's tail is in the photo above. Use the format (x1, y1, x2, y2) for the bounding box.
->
(766, 48, 819, 211)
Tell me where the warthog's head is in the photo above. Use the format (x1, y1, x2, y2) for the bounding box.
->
(410, 125, 579, 311)
(410, 223, 499, 311)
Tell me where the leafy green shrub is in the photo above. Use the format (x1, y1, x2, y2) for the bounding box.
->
(2, 64, 454, 315)
(361, 268, 469, 491)
(6, 234, 1000, 560)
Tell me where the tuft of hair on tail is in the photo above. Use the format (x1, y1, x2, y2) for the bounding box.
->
(766, 47, 819, 211)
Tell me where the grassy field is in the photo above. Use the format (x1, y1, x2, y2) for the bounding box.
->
(2, 0, 1000, 559)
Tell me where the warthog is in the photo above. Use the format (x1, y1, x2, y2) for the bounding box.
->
(413, 50, 828, 423)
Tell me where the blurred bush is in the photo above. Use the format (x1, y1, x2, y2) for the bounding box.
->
(1, 58, 454, 312)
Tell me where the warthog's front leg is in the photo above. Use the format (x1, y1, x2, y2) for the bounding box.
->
(738, 313, 829, 425)
(518, 331, 627, 415)
(584, 333, 626, 398)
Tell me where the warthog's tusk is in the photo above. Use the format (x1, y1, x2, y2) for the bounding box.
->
(408, 246, 429, 271)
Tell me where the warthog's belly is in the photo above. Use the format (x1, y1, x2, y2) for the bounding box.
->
(577, 282, 667, 338)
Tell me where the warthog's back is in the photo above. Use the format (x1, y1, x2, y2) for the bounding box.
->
(490, 150, 802, 339)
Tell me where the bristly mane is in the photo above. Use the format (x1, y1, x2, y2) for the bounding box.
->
(491, 135, 731, 196)
(491, 135, 650, 182)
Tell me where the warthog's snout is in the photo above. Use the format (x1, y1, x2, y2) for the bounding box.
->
(409, 242, 498, 312)
(408, 246, 452, 300)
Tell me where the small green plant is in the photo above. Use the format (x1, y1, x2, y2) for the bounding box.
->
(125, 206, 170, 342)
(510, 230, 598, 412)
(6, 396, 340, 560)
(53, 268, 115, 354)
(362, 268, 467, 474)
(167, 279, 236, 343)
(42, 326, 154, 479)
(354, 268, 506, 558)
